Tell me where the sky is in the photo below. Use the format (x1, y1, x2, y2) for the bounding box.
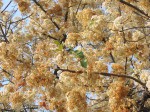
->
(2, 0, 21, 17)
(2, 0, 14, 11)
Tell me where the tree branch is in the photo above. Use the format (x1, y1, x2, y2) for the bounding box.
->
(119, 0, 150, 18)
(1, 0, 12, 13)
(32, 0, 69, 43)
(0, 23, 9, 43)
(58, 68, 145, 87)
(43, 33, 58, 41)
(0, 68, 11, 76)
(11, 14, 32, 24)
(32, 0, 46, 13)
(109, 52, 115, 63)
(75, 0, 82, 14)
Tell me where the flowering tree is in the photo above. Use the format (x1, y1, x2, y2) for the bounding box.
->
(0, 0, 150, 112)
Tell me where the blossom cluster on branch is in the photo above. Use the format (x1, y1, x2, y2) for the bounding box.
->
(0, 0, 150, 112)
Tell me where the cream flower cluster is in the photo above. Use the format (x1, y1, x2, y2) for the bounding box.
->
(141, 70, 150, 91)
(140, 70, 150, 83)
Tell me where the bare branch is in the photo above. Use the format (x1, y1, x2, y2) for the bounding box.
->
(11, 14, 32, 24)
(1, 0, 12, 13)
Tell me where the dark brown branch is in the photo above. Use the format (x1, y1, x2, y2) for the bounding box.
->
(121, 27, 127, 43)
(137, 92, 150, 112)
(1, 0, 12, 13)
(23, 104, 38, 111)
(32, 0, 60, 30)
(64, 9, 69, 22)
(7, 9, 18, 22)
(53, 66, 60, 79)
(61, 10, 68, 42)
(0, 67, 13, 77)
(89, 97, 108, 107)
(32, 0, 46, 13)
(126, 37, 146, 42)
(109, 52, 115, 63)
(5, 21, 11, 36)
(11, 14, 32, 24)
(130, 55, 135, 68)
(43, 33, 58, 41)
(121, 26, 150, 32)
(23, 104, 27, 112)
(0, 24, 9, 43)
(75, 0, 82, 14)
(125, 57, 128, 74)
(82, 4, 86, 10)
(119, 0, 150, 18)
(110, 26, 150, 33)
(1, 109, 15, 112)
(32, 0, 69, 43)
(58, 68, 145, 86)
(97, 72, 145, 87)
(102, 38, 115, 63)
(50, 18, 60, 30)
(32, 0, 70, 43)
(60, 34, 67, 43)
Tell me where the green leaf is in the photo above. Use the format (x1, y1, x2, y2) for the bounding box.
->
(80, 58, 87, 68)
(54, 40, 64, 51)
(68, 48, 87, 68)
(74, 50, 85, 59)
(58, 44, 63, 50)
(54, 40, 61, 45)
(89, 20, 94, 26)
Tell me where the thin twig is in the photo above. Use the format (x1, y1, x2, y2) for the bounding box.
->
(32, 0, 60, 30)
(125, 57, 128, 74)
(102, 38, 115, 63)
(110, 52, 115, 63)
(130, 55, 135, 68)
(75, 0, 82, 14)
(1, 0, 12, 13)
(0, 24, 9, 43)
(11, 14, 32, 24)
(32, 0, 70, 43)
